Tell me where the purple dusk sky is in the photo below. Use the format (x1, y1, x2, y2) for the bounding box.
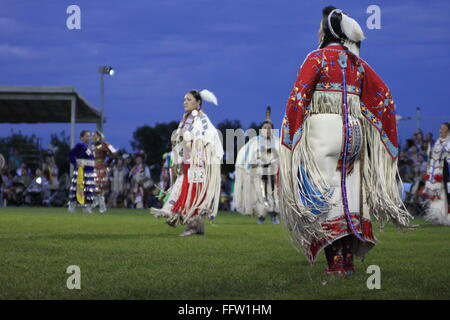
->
(1, 0, 449, 151)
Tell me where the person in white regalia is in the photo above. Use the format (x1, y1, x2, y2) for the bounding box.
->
(423, 123, 450, 226)
(234, 107, 280, 224)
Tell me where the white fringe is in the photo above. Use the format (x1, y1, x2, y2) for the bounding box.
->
(233, 166, 245, 213)
(424, 207, 450, 226)
(361, 121, 412, 229)
(311, 91, 362, 118)
(280, 90, 412, 253)
(279, 142, 331, 251)
(151, 112, 222, 225)
(313, 91, 411, 228)
(150, 173, 184, 218)
(183, 140, 222, 223)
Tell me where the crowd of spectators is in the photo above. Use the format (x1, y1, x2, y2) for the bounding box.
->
(398, 129, 435, 215)
(0, 149, 66, 207)
(105, 152, 160, 209)
(0, 128, 439, 214)
(0, 148, 163, 209)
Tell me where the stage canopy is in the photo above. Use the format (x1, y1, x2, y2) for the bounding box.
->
(0, 86, 101, 147)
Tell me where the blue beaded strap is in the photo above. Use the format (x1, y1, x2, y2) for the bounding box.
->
(339, 51, 365, 243)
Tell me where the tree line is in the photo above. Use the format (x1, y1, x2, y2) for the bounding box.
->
(0, 119, 264, 179)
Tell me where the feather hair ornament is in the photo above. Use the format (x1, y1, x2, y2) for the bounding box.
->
(328, 9, 365, 43)
(95, 130, 105, 140)
(340, 13, 365, 42)
(199, 89, 219, 106)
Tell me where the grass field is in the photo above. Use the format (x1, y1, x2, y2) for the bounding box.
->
(0, 207, 449, 300)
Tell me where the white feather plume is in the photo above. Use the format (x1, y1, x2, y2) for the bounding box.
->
(200, 89, 218, 106)
(341, 14, 365, 42)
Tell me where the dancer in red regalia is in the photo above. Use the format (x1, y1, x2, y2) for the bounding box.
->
(279, 6, 412, 275)
(92, 131, 117, 213)
(151, 89, 223, 236)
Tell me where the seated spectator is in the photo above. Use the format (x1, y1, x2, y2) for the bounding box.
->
(12, 167, 32, 205)
(15, 163, 31, 177)
(414, 130, 424, 149)
(25, 168, 50, 206)
(147, 186, 161, 209)
(42, 154, 59, 191)
(399, 159, 415, 183)
(1, 167, 13, 206)
(406, 145, 420, 167)
(8, 149, 23, 175)
(418, 154, 427, 174)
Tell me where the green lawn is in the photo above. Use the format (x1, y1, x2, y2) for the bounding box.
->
(0, 207, 448, 300)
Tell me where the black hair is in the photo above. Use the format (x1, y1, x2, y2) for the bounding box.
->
(189, 90, 202, 106)
(406, 139, 414, 149)
(261, 120, 274, 129)
(319, 5, 361, 51)
(94, 131, 104, 140)
(80, 130, 89, 138)
(442, 122, 450, 130)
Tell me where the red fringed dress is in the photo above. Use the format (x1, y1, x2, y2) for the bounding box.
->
(93, 141, 116, 196)
(151, 109, 223, 225)
(279, 44, 411, 263)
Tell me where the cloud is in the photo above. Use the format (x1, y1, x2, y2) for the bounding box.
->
(1, 0, 449, 149)
(0, 17, 27, 36)
(0, 44, 46, 59)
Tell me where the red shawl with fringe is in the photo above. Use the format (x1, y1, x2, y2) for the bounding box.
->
(281, 44, 399, 159)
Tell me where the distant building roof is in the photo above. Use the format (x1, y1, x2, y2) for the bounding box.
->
(0, 86, 101, 123)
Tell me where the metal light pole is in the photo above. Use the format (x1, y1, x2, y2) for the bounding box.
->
(397, 107, 450, 138)
(97, 66, 114, 132)
(416, 107, 421, 132)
